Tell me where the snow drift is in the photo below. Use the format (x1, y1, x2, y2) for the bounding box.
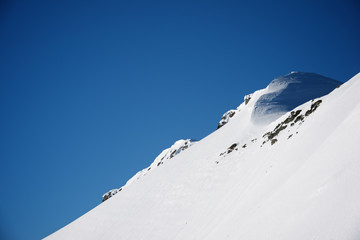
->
(45, 72, 360, 240)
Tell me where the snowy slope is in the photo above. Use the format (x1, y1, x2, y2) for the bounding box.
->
(102, 139, 197, 202)
(45, 72, 360, 240)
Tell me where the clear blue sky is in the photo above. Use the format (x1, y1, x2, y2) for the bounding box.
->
(1, 0, 359, 239)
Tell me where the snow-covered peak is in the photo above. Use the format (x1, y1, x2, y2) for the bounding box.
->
(217, 72, 341, 129)
(251, 72, 341, 125)
(102, 139, 197, 202)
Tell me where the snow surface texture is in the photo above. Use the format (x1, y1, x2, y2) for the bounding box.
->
(45, 72, 360, 240)
(102, 139, 197, 202)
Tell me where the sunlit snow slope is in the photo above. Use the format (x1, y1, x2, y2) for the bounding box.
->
(102, 139, 197, 202)
(45, 72, 360, 240)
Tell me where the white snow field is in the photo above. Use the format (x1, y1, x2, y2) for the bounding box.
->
(45, 72, 360, 240)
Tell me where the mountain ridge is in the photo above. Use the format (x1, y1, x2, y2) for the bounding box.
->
(45, 72, 360, 240)
(104, 72, 340, 201)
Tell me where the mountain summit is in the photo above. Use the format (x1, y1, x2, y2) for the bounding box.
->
(251, 72, 341, 125)
(217, 72, 341, 128)
(45, 72, 360, 240)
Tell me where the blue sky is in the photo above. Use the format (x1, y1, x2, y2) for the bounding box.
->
(1, 0, 359, 239)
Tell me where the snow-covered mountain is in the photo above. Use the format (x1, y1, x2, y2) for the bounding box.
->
(45, 72, 360, 240)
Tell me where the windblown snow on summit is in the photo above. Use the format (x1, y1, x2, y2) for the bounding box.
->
(251, 72, 341, 125)
(217, 72, 341, 128)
